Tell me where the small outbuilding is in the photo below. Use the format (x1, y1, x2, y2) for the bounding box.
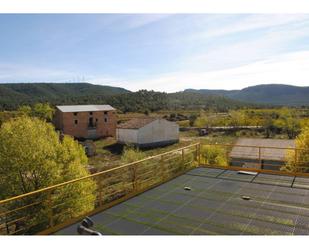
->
(116, 118, 179, 148)
(230, 138, 295, 171)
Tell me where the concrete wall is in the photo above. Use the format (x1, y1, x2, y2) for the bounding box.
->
(53, 108, 116, 139)
(137, 119, 179, 145)
(116, 128, 138, 144)
(116, 119, 179, 147)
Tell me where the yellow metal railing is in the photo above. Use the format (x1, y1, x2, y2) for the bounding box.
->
(1, 142, 309, 235)
(199, 143, 309, 175)
(0, 143, 200, 235)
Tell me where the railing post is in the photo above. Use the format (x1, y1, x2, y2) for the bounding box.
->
(198, 143, 201, 166)
(132, 163, 138, 191)
(294, 149, 298, 172)
(160, 155, 165, 180)
(98, 175, 103, 207)
(258, 147, 262, 169)
(182, 149, 184, 163)
(47, 190, 54, 228)
(225, 145, 229, 168)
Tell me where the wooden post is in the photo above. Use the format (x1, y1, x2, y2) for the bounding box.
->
(47, 190, 54, 228)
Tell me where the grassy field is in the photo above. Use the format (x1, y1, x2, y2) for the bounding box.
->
(88, 135, 194, 171)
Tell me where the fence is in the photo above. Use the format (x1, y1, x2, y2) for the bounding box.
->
(0, 143, 199, 235)
(1, 142, 309, 235)
(199, 143, 309, 174)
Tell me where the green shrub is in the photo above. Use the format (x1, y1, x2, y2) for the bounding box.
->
(121, 146, 146, 163)
(201, 145, 228, 166)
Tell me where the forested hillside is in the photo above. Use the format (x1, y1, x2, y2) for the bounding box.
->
(185, 84, 309, 106)
(0, 83, 253, 112)
(0, 83, 129, 109)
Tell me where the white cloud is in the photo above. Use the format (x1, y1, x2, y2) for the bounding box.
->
(191, 14, 309, 40)
(127, 50, 309, 92)
(184, 15, 309, 69)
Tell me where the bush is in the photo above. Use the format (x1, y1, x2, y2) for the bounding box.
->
(282, 127, 309, 173)
(201, 145, 228, 166)
(121, 146, 146, 163)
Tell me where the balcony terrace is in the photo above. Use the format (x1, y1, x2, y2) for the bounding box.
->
(1, 142, 309, 235)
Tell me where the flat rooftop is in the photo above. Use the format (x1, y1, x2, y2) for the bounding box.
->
(57, 167, 309, 235)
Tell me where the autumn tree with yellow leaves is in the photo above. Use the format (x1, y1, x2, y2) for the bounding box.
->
(0, 116, 96, 234)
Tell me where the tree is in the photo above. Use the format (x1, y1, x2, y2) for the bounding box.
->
(32, 103, 55, 121)
(264, 116, 276, 138)
(0, 111, 17, 127)
(17, 103, 55, 122)
(17, 105, 32, 116)
(188, 114, 197, 127)
(276, 108, 301, 139)
(0, 116, 96, 234)
(282, 127, 309, 173)
(228, 110, 247, 126)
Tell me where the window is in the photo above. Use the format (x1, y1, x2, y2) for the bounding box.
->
(89, 112, 93, 115)
(104, 117, 108, 123)
(74, 120, 78, 125)
(104, 111, 108, 115)
(88, 117, 94, 127)
(74, 112, 78, 116)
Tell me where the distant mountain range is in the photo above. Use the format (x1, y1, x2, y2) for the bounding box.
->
(0, 82, 251, 111)
(0, 83, 308, 111)
(185, 84, 309, 106)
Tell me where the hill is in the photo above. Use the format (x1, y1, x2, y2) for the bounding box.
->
(0, 83, 253, 112)
(185, 84, 309, 106)
(0, 83, 130, 109)
(167, 92, 253, 111)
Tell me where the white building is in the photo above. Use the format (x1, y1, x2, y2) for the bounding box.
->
(116, 118, 179, 148)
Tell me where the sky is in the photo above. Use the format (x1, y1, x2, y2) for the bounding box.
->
(0, 14, 309, 92)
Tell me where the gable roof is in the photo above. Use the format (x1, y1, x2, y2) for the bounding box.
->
(56, 105, 115, 113)
(117, 117, 158, 129)
(230, 138, 295, 161)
